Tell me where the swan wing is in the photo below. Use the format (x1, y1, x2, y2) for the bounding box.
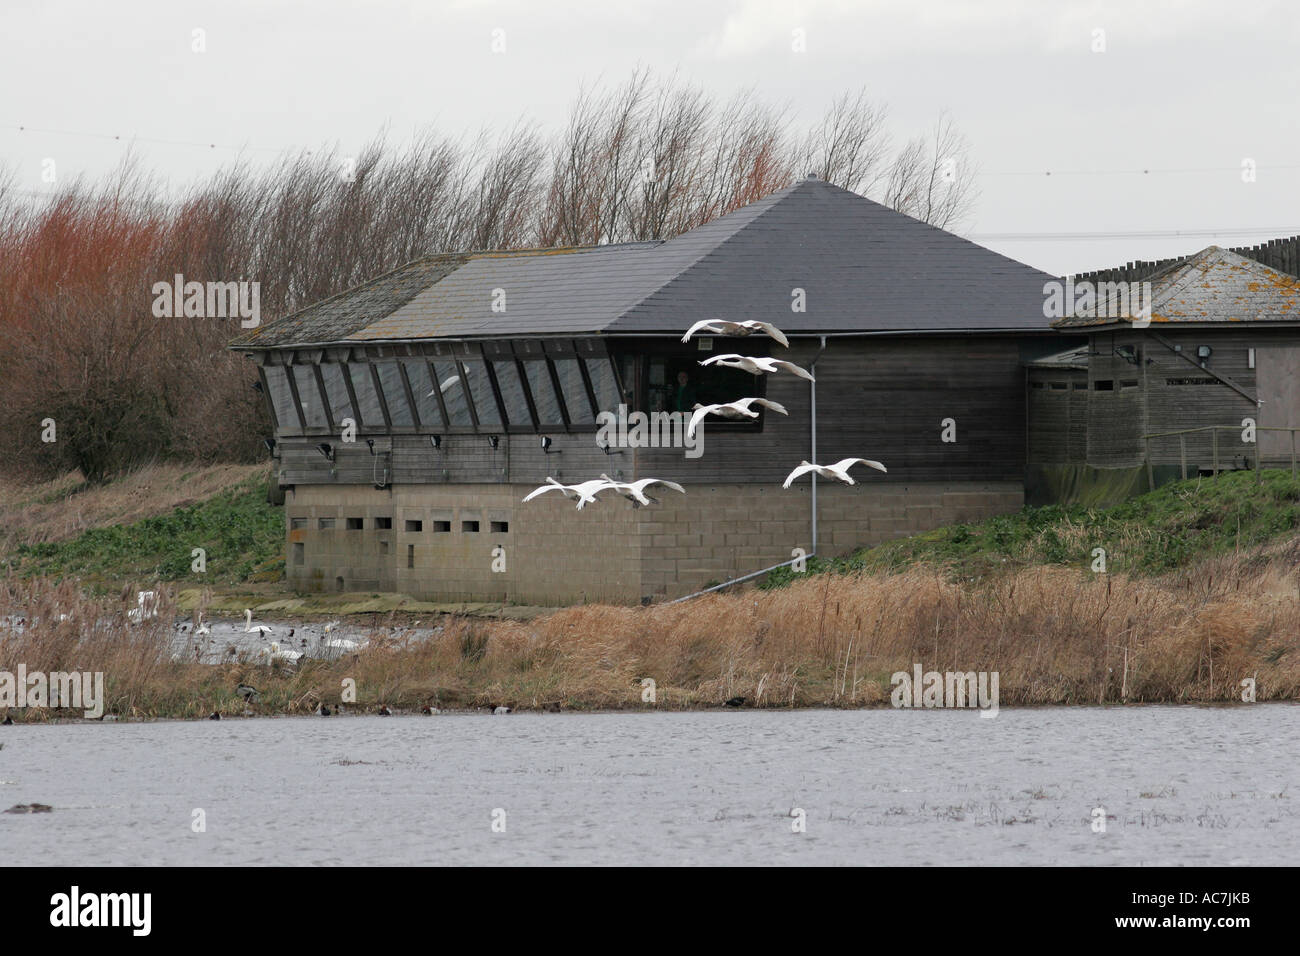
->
(681, 319, 723, 343)
(769, 359, 814, 382)
(835, 457, 888, 474)
(746, 321, 790, 347)
(782, 462, 819, 489)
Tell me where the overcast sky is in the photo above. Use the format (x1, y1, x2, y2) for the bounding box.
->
(3, 0, 1296, 275)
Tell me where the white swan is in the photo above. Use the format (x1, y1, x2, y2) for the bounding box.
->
(126, 591, 158, 624)
(598, 474, 686, 507)
(699, 354, 814, 382)
(687, 398, 788, 437)
(195, 614, 211, 638)
(681, 319, 789, 348)
(522, 477, 615, 510)
(242, 608, 274, 635)
(258, 641, 302, 664)
(782, 458, 887, 488)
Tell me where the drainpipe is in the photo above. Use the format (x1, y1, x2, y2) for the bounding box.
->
(810, 334, 827, 554)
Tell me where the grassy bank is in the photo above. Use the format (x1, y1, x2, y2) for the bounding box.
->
(763, 469, 1300, 587)
(3, 541, 1298, 719)
(1, 465, 281, 591)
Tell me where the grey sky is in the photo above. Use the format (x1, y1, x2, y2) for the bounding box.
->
(3, 0, 1296, 275)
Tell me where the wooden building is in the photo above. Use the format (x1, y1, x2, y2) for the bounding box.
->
(231, 177, 1063, 604)
(1027, 246, 1300, 504)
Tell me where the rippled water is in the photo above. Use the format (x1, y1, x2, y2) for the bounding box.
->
(2, 706, 1295, 865)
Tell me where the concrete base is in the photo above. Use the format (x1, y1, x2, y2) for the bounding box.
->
(283, 480, 1024, 605)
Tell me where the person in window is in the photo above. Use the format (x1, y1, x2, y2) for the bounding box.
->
(673, 370, 697, 412)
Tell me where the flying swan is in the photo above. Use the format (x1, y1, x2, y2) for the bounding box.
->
(782, 458, 888, 488)
(681, 320, 790, 348)
(687, 398, 787, 438)
(598, 475, 686, 507)
(699, 354, 814, 382)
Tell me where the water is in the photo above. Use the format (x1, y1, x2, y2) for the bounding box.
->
(2, 706, 1295, 865)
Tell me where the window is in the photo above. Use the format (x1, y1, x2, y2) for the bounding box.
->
(379, 540, 390, 555)
(492, 360, 532, 427)
(584, 356, 620, 414)
(292, 366, 328, 427)
(405, 519, 423, 532)
(433, 520, 451, 533)
(293, 543, 304, 566)
(263, 366, 300, 430)
(375, 517, 392, 530)
(460, 358, 501, 427)
(1094, 380, 1114, 391)
(318, 518, 335, 530)
(375, 362, 413, 427)
(320, 363, 355, 426)
(407, 544, 415, 569)
(348, 364, 384, 426)
(524, 361, 565, 427)
(461, 520, 480, 533)
(402, 359, 443, 428)
(1120, 379, 1139, 390)
(1049, 382, 1068, 391)
(1072, 382, 1087, 390)
(346, 517, 364, 530)
(433, 360, 472, 426)
(490, 520, 509, 533)
(642, 351, 764, 418)
(553, 357, 594, 423)
(290, 517, 307, 530)
(1030, 381, 1045, 389)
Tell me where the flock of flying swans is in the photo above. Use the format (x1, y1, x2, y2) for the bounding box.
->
(523, 317, 884, 510)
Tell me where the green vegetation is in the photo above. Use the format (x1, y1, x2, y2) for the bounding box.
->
(7, 476, 282, 589)
(763, 469, 1300, 588)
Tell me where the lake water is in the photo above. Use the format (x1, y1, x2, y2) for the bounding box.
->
(2, 705, 1295, 865)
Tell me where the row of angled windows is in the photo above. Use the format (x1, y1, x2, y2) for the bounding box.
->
(264, 353, 621, 434)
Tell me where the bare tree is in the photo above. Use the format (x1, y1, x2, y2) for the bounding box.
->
(881, 111, 978, 229)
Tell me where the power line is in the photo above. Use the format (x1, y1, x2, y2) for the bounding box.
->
(970, 226, 1300, 243)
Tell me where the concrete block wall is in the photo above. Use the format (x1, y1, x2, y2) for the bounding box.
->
(286, 483, 641, 605)
(634, 481, 1025, 600)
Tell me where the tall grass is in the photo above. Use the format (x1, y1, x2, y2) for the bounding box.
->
(3, 541, 1297, 719)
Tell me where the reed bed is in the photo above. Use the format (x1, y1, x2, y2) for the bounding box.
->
(2, 550, 1298, 719)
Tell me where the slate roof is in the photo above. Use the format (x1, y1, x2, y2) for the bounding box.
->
(1054, 246, 1300, 330)
(232, 178, 1059, 350)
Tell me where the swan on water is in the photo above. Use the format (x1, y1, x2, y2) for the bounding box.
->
(687, 398, 788, 437)
(126, 591, 158, 624)
(257, 642, 302, 665)
(681, 319, 789, 348)
(699, 354, 814, 382)
(782, 458, 887, 488)
(242, 609, 274, 635)
(598, 475, 686, 507)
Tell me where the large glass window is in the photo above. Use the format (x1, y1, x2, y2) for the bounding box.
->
(401, 359, 443, 428)
(263, 366, 300, 431)
(524, 361, 564, 427)
(292, 365, 328, 428)
(646, 352, 760, 415)
(375, 362, 413, 427)
(492, 360, 532, 427)
(553, 357, 594, 424)
(459, 358, 501, 427)
(585, 356, 620, 415)
(320, 363, 354, 426)
(348, 363, 384, 427)
(432, 360, 472, 427)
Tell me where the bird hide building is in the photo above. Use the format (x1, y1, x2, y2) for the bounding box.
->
(230, 178, 1299, 605)
(1027, 243, 1300, 505)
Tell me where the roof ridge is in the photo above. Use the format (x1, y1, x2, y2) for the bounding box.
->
(609, 179, 810, 323)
